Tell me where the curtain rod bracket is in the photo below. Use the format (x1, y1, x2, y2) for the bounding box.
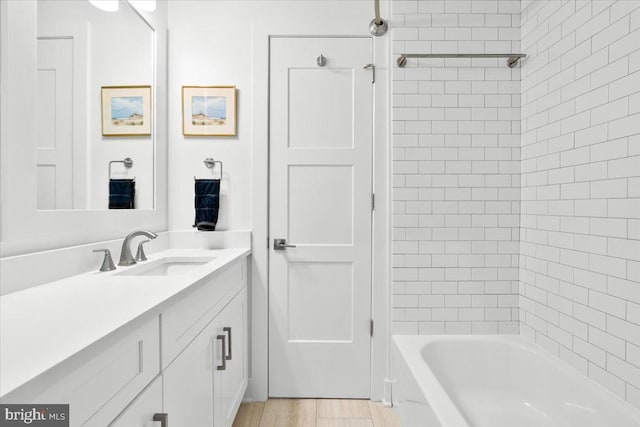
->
(507, 56, 521, 68)
(369, 18, 388, 36)
(369, 0, 387, 36)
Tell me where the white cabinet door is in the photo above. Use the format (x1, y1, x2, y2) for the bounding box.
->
(163, 287, 247, 427)
(213, 288, 248, 427)
(163, 321, 215, 426)
(109, 377, 163, 427)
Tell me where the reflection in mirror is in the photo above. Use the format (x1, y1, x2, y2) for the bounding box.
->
(36, 0, 154, 210)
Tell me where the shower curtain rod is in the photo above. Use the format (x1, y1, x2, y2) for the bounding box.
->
(397, 53, 527, 68)
(374, 0, 382, 24)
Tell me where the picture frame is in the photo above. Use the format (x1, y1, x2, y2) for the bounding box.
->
(101, 85, 152, 136)
(182, 86, 237, 136)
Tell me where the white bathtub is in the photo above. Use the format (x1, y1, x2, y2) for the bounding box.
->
(392, 335, 640, 427)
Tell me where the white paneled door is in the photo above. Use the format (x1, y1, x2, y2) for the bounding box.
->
(37, 38, 74, 210)
(269, 37, 373, 398)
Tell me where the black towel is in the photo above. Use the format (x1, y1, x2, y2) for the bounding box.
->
(194, 179, 220, 231)
(109, 179, 135, 209)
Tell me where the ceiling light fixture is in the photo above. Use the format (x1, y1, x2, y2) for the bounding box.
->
(88, 0, 119, 12)
(128, 0, 156, 12)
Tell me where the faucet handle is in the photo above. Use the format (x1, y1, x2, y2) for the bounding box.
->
(135, 240, 150, 262)
(93, 249, 116, 272)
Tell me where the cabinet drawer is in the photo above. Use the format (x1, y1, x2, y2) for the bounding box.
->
(2, 316, 160, 427)
(108, 376, 163, 427)
(162, 258, 246, 368)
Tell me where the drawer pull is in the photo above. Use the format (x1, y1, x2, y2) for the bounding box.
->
(153, 413, 168, 427)
(216, 335, 227, 370)
(223, 327, 232, 361)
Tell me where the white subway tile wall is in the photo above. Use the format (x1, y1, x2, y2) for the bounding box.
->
(391, 0, 522, 335)
(520, 0, 640, 408)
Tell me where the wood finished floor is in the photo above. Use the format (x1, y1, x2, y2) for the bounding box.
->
(232, 399, 401, 427)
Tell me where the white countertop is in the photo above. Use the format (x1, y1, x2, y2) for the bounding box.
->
(0, 247, 250, 397)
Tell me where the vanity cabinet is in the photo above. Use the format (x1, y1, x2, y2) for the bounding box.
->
(1, 252, 250, 427)
(163, 286, 248, 427)
(1, 316, 160, 427)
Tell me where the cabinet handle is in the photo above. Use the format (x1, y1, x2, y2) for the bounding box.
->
(216, 334, 227, 370)
(223, 327, 232, 361)
(153, 413, 168, 427)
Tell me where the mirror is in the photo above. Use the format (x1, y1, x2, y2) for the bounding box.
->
(36, 0, 154, 210)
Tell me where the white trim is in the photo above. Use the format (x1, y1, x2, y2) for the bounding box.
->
(371, 0, 391, 403)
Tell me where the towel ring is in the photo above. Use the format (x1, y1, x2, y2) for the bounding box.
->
(109, 157, 135, 180)
(194, 157, 223, 181)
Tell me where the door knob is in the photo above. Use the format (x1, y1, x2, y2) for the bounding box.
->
(153, 413, 168, 427)
(274, 238, 296, 251)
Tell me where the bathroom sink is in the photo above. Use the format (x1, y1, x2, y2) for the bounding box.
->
(116, 256, 215, 276)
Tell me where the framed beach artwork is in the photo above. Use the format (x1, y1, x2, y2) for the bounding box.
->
(182, 86, 237, 136)
(101, 86, 152, 136)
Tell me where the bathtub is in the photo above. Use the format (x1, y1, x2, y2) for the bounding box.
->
(392, 335, 640, 427)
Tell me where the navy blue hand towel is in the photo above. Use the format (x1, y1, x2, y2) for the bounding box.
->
(194, 179, 220, 231)
(109, 179, 135, 209)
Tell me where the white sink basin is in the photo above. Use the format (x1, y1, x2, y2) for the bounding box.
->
(116, 256, 215, 276)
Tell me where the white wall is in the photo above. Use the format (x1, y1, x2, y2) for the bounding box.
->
(391, 0, 522, 335)
(167, 8, 252, 231)
(520, 0, 640, 409)
(167, 0, 390, 402)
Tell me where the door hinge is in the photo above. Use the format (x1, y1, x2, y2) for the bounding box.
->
(363, 64, 375, 84)
(371, 193, 375, 211)
(370, 319, 374, 337)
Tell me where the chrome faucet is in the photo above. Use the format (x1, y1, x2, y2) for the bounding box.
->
(119, 230, 158, 266)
